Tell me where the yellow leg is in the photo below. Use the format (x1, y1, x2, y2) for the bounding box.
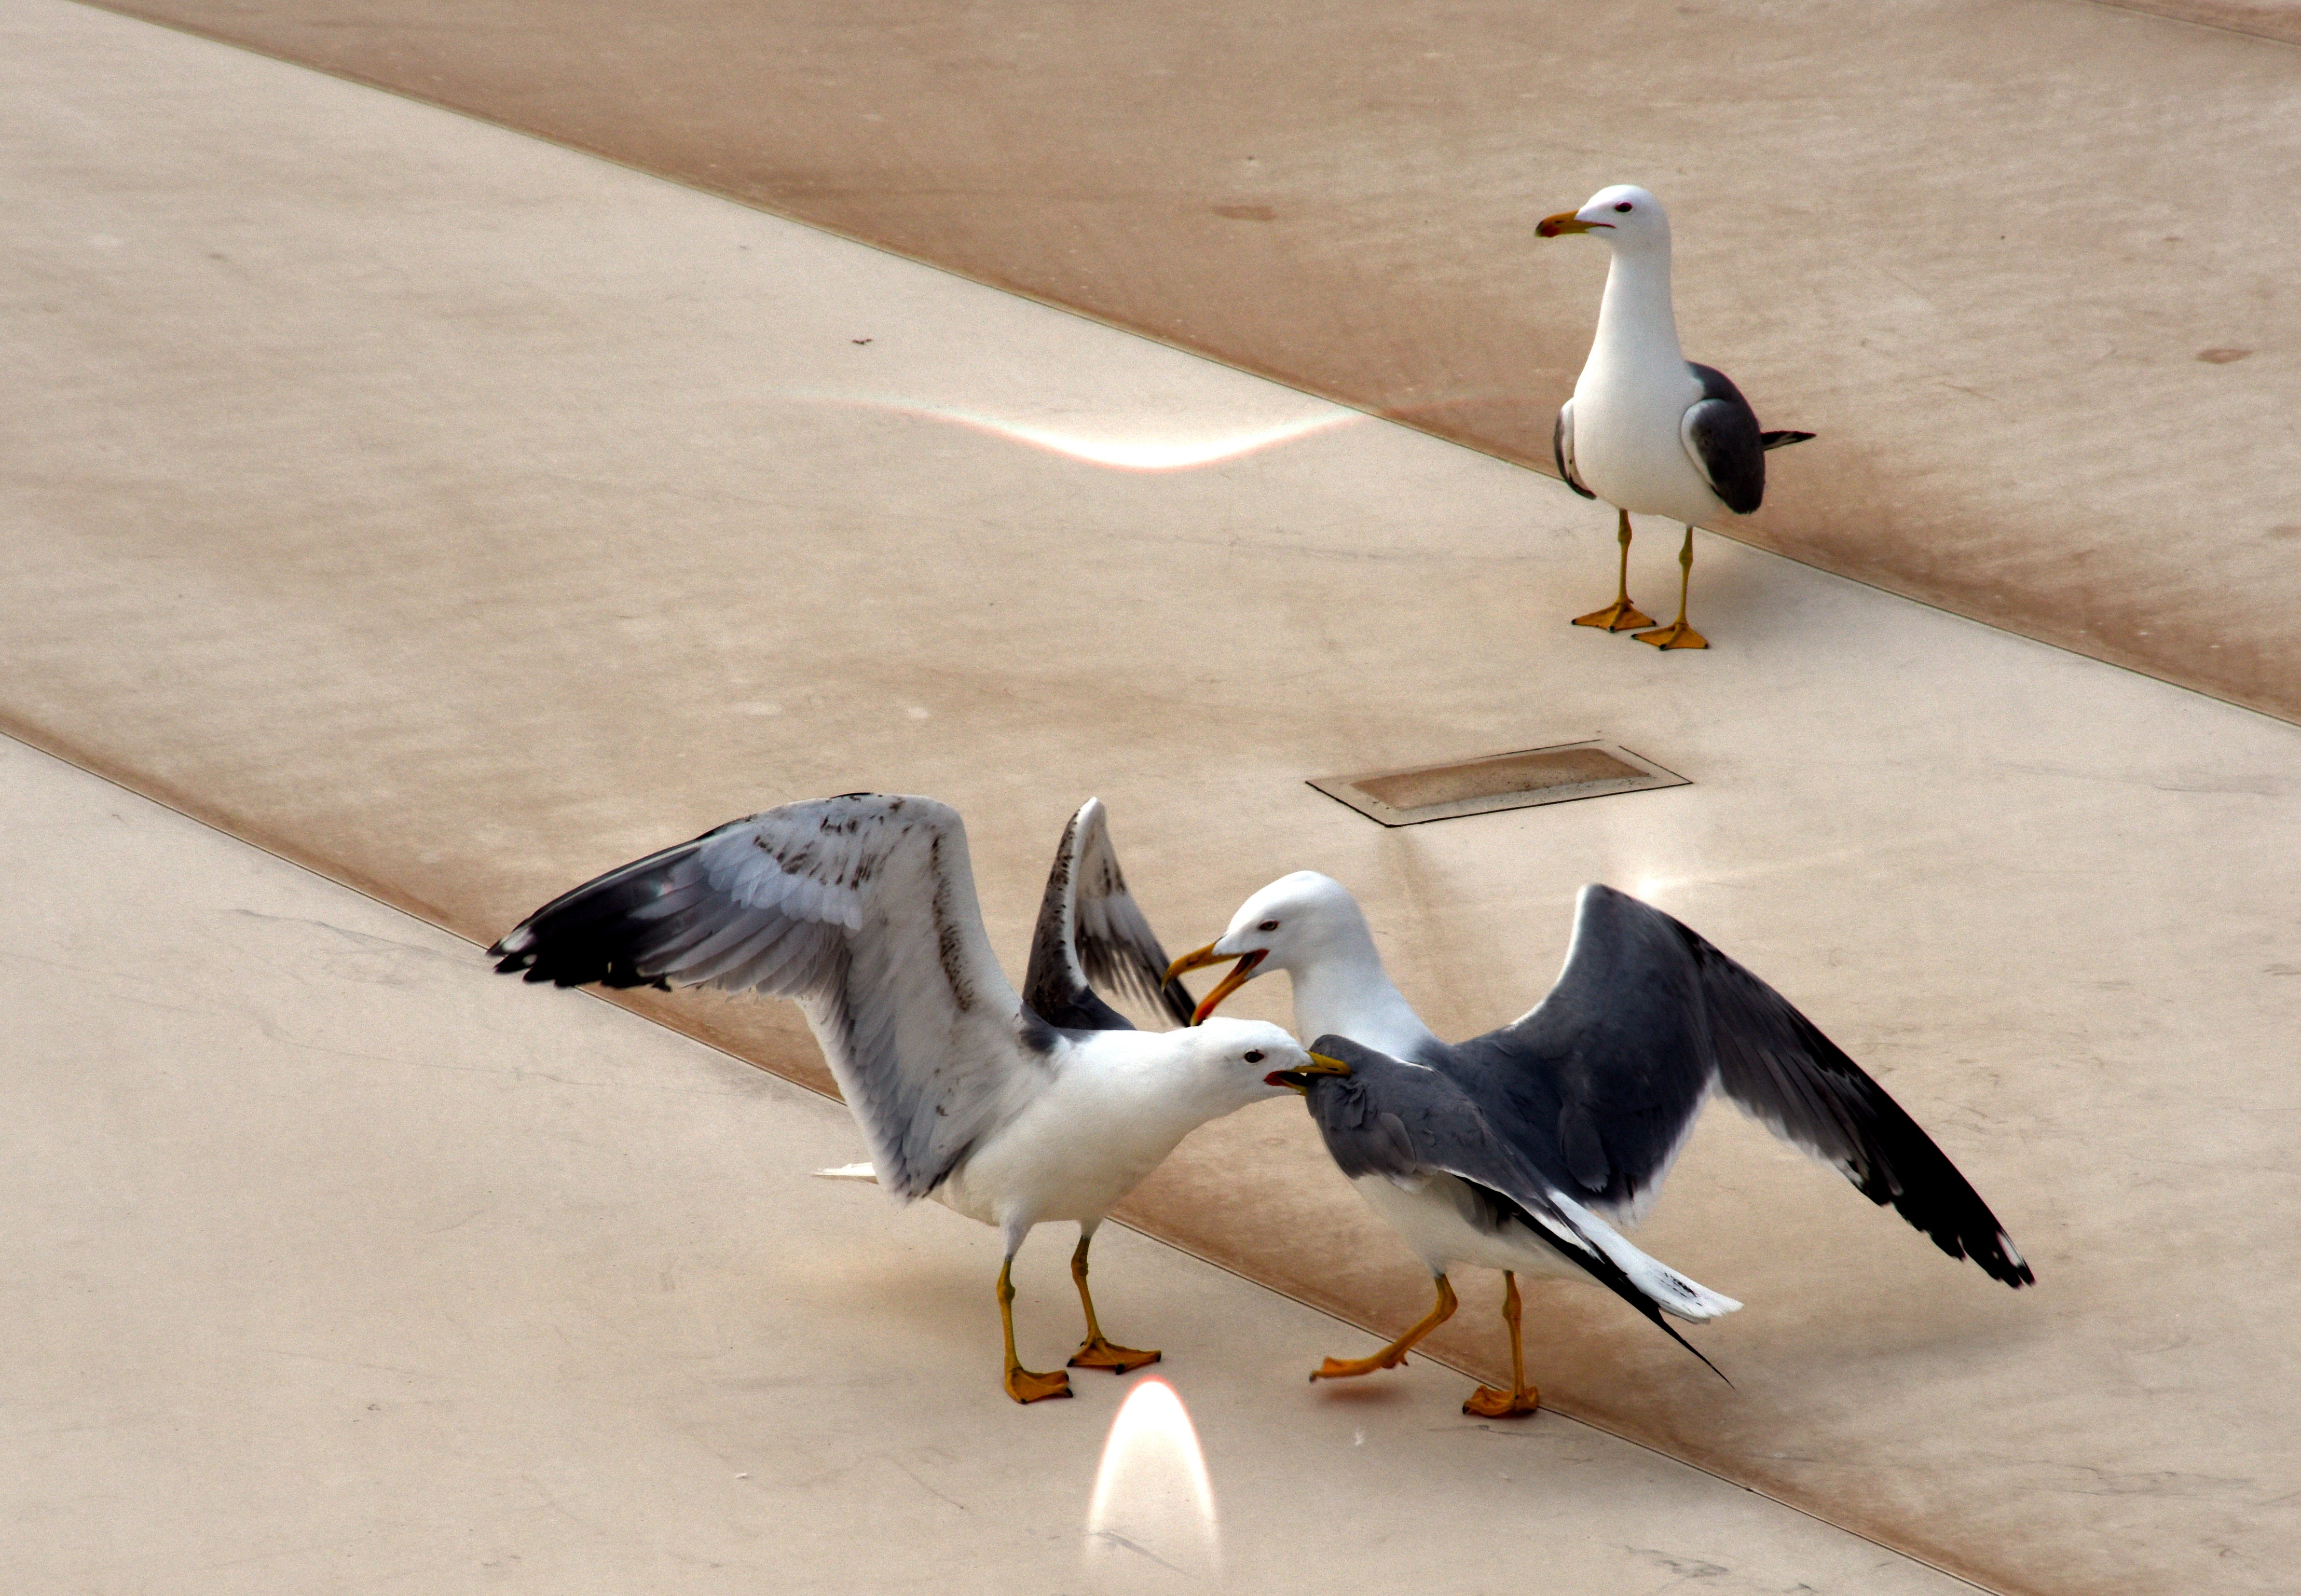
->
(1462, 1272, 1542, 1418)
(1066, 1231, 1161, 1373)
(1574, 509, 1655, 631)
(1311, 1274, 1458, 1382)
(1634, 526, 1709, 649)
(999, 1257, 1072, 1404)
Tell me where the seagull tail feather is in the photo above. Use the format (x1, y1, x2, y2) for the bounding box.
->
(1617, 1251, 1742, 1324)
(1492, 1185, 1738, 1385)
(1604, 1251, 1737, 1386)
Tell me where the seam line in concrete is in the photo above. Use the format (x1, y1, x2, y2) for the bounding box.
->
(2075, 0, 2301, 50)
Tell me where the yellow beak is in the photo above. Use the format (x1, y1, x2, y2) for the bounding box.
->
(1267, 1051, 1354, 1093)
(1164, 941, 1228, 984)
(1164, 941, 1267, 1026)
(1537, 210, 1601, 237)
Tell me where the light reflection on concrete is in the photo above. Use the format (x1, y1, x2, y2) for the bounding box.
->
(806, 396, 1363, 471)
(1084, 1377, 1221, 1588)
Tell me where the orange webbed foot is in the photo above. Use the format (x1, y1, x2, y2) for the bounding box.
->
(1069, 1337, 1161, 1374)
(1632, 619, 1707, 650)
(1573, 599, 1655, 632)
(1462, 1383, 1541, 1419)
(1005, 1366, 1074, 1404)
(1310, 1350, 1409, 1383)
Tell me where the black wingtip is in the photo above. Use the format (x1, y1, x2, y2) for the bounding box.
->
(1690, 1338, 1734, 1388)
(1157, 975, 1197, 1028)
(1631, 1290, 1735, 1386)
(1483, 1184, 1734, 1385)
(1986, 1239, 2036, 1290)
(1664, 916, 2037, 1298)
(1938, 1216, 2033, 1288)
(1612, 1260, 1734, 1384)
(486, 912, 677, 991)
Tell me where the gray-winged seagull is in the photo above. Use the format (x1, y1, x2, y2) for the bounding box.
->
(1175, 874, 2030, 1415)
(492, 794, 1309, 1404)
(1541, 185, 1813, 649)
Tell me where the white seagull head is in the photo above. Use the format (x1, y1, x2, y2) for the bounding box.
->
(1538, 184, 1671, 256)
(1162, 871, 1374, 1023)
(1175, 1017, 1317, 1109)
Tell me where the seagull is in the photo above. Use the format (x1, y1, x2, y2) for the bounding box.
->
(1173, 874, 2031, 1416)
(1540, 184, 1813, 650)
(490, 794, 1311, 1404)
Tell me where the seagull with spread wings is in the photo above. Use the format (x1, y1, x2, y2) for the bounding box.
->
(1176, 875, 2030, 1416)
(492, 794, 1309, 1404)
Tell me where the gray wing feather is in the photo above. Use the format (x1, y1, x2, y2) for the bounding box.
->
(490, 794, 1039, 1200)
(1465, 885, 2032, 1286)
(1554, 398, 1597, 499)
(1021, 797, 1194, 1029)
(1445, 885, 1713, 1218)
(1677, 921, 2032, 1285)
(1300, 1040, 1594, 1247)
(1680, 363, 1766, 515)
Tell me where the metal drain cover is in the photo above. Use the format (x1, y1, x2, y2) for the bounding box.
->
(1308, 740, 1687, 827)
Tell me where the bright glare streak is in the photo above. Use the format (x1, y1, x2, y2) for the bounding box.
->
(1083, 1377, 1220, 1586)
(816, 396, 1362, 471)
(951, 409, 1357, 470)
(1622, 834, 1937, 906)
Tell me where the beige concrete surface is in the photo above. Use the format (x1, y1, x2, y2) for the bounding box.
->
(2, 735, 1991, 1596)
(7, 5, 2301, 1593)
(78, 0, 2301, 726)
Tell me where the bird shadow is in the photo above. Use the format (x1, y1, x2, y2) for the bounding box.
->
(1307, 1379, 1417, 1410)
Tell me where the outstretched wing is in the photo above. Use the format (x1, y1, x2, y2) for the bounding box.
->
(1304, 1036, 1734, 1374)
(1553, 398, 1597, 499)
(1679, 363, 1766, 515)
(490, 794, 1039, 1200)
(1681, 919, 2031, 1284)
(1459, 886, 2031, 1286)
(1021, 797, 1195, 1029)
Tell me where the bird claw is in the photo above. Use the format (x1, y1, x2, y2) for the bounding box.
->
(1310, 1352, 1404, 1382)
(1004, 1366, 1074, 1404)
(1572, 599, 1655, 632)
(1462, 1383, 1541, 1419)
(1633, 620, 1707, 650)
(1069, 1338, 1161, 1374)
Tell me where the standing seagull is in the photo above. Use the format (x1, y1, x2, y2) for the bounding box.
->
(1173, 874, 2030, 1415)
(1541, 185, 1813, 649)
(491, 794, 1310, 1404)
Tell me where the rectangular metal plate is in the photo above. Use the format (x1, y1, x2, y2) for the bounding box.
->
(1308, 740, 1687, 827)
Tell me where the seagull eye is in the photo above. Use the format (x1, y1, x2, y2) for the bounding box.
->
(1258, 919, 1280, 931)
(1243, 1050, 1265, 1064)
(1614, 201, 1634, 212)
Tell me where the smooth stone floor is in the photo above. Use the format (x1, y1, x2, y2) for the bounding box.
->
(77, 0, 2301, 726)
(1, 737, 1985, 1596)
(7, 6, 2301, 1593)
